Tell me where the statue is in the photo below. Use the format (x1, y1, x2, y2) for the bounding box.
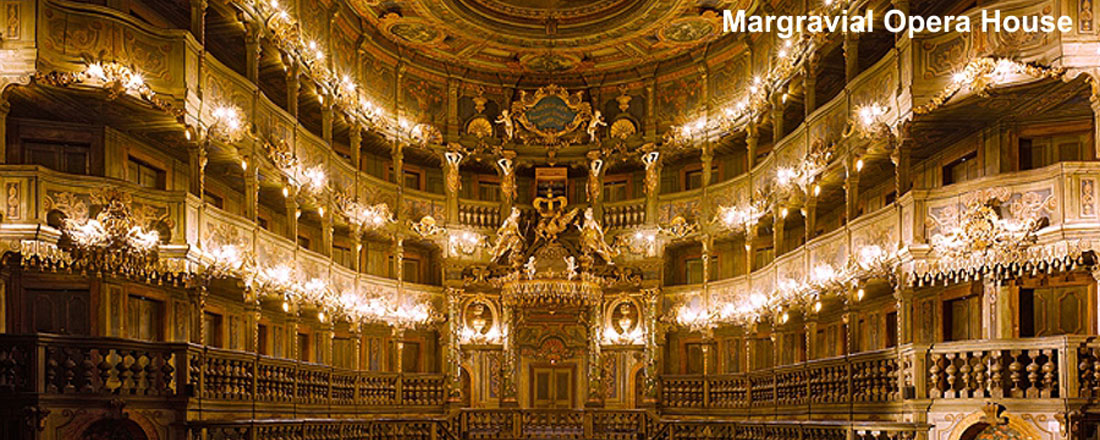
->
(578, 207, 619, 264)
(524, 256, 537, 279)
(587, 110, 606, 143)
(586, 155, 603, 203)
(564, 256, 578, 280)
(495, 109, 514, 141)
(498, 157, 516, 205)
(490, 207, 524, 265)
(536, 205, 579, 243)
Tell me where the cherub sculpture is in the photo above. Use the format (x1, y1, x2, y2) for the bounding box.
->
(578, 207, 619, 264)
(587, 110, 607, 143)
(495, 109, 514, 141)
(489, 207, 524, 265)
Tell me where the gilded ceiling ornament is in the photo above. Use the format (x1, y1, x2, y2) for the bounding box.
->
(609, 118, 637, 140)
(472, 86, 488, 114)
(507, 85, 595, 149)
(615, 85, 632, 112)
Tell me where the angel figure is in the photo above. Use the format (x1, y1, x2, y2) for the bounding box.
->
(587, 110, 607, 143)
(524, 256, 537, 280)
(564, 256, 578, 280)
(495, 109, 514, 141)
(536, 206, 579, 242)
(489, 207, 524, 265)
(578, 207, 619, 264)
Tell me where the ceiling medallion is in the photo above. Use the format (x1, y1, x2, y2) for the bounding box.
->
(380, 13, 447, 46)
(656, 12, 721, 46)
(519, 52, 581, 73)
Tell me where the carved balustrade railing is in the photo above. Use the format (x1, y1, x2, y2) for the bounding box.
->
(191, 418, 457, 440)
(0, 335, 445, 412)
(457, 409, 647, 440)
(458, 201, 502, 228)
(604, 200, 646, 229)
(659, 348, 899, 412)
(652, 420, 929, 440)
(924, 335, 1098, 400)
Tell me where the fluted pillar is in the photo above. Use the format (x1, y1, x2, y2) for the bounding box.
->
(244, 156, 258, 221)
(845, 160, 860, 222)
(245, 24, 261, 83)
(746, 126, 759, 169)
(350, 124, 362, 171)
(321, 200, 333, 257)
(803, 63, 817, 117)
(188, 145, 207, 198)
(444, 288, 463, 405)
(321, 104, 334, 145)
(0, 97, 9, 164)
(803, 197, 817, 241)
(286, 195, 299, 242)
(894, 130, 913, 197)
(773, 211, 785, 257)
(287, 64, 300, 118)
(189, 0, 207, 43)
(843, 32, 860, 82)
(586, 302, 604, 407)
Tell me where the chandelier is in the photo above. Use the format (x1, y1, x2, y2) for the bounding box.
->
(334, 191, 392, 231)
(51, 188, 165, 277)
(775, 145, 832, 194)
(266, 141, 327, 195)
(714, 197, 769, 234)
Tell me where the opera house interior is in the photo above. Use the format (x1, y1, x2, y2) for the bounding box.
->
(2, 0, 1100, 439)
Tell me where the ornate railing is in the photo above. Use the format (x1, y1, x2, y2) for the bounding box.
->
(458, 409, 646, 440)
(458, 201, 502, 228)
(604, 201, 646, 229)
(0, 335, 445, 412)
(660, 348, 900, 412)
(653, 420, 930, 440)
(191, 418, 457, 440)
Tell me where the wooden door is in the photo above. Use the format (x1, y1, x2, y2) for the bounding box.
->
(531, 366, 573, 408)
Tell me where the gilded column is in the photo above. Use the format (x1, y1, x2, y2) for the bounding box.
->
(843, 32, 860, 82)
(0, 97, 9, 164)
(322, 198, 334, 257)
(287, 64, 300, 119)
(746, 125, 759, 169)
(640, 288, 661, 406)
(444, 288, 464, 405)
(189, 0, 207, 43)
(893, 128, 913, 197)
(188, 144, 207, 198)
(446, 77, 459, 138)
(772, 95, 785, 141)
(773, 210, 785, 257)
(247, 296, 261, 353)
(392, 143, 405, 222)
(244, 153, 259, 221)
(642, 150, 661, 225)
(244, 23, 262, 83)
(803, 61, 817, 117)
(845, 158, 861, 222)
(322, 103, 334, 145)
(350, 124, 362, 171)
(352, 230, 363, 272)
(744, 225, 758, 275)
(803, 197, 817, 242)
(500, 302, 518, 407)
(893, 287, 913, 345)
(586, 301, 604, 407)
(645, 80, 657, 142)
(286, 194, 299, 242)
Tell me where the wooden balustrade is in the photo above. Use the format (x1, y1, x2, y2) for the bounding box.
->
(655, 420, 927, 440)
(604, 202, 646, 229)
(194, 418, 455, 440)
(458, 203, 501, 228)
(0, 335, 445, 413)
(459, 409, 647, 440)
(926, 336, 1078, 399)
(660, 349, 900, 411)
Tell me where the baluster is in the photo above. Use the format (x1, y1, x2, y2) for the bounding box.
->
(989, 350, 1004, 398)
(114, 350, 131, 395)
(129, 350, 145, 395)
(972, 352, 987, 398)
(1008, 349, 1024, 398)
(97, 350, 112, 394)
(1026, 349, 1041, 398)
(1079, 348, 1095, 397)
(929, 353, 943, 398)
(1041, 349, 1057, 398)
(944, 353, 958, 398)
(959, 353, 973, 398)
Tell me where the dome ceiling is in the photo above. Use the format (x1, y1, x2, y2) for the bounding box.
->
(351, 0, 744, 75)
